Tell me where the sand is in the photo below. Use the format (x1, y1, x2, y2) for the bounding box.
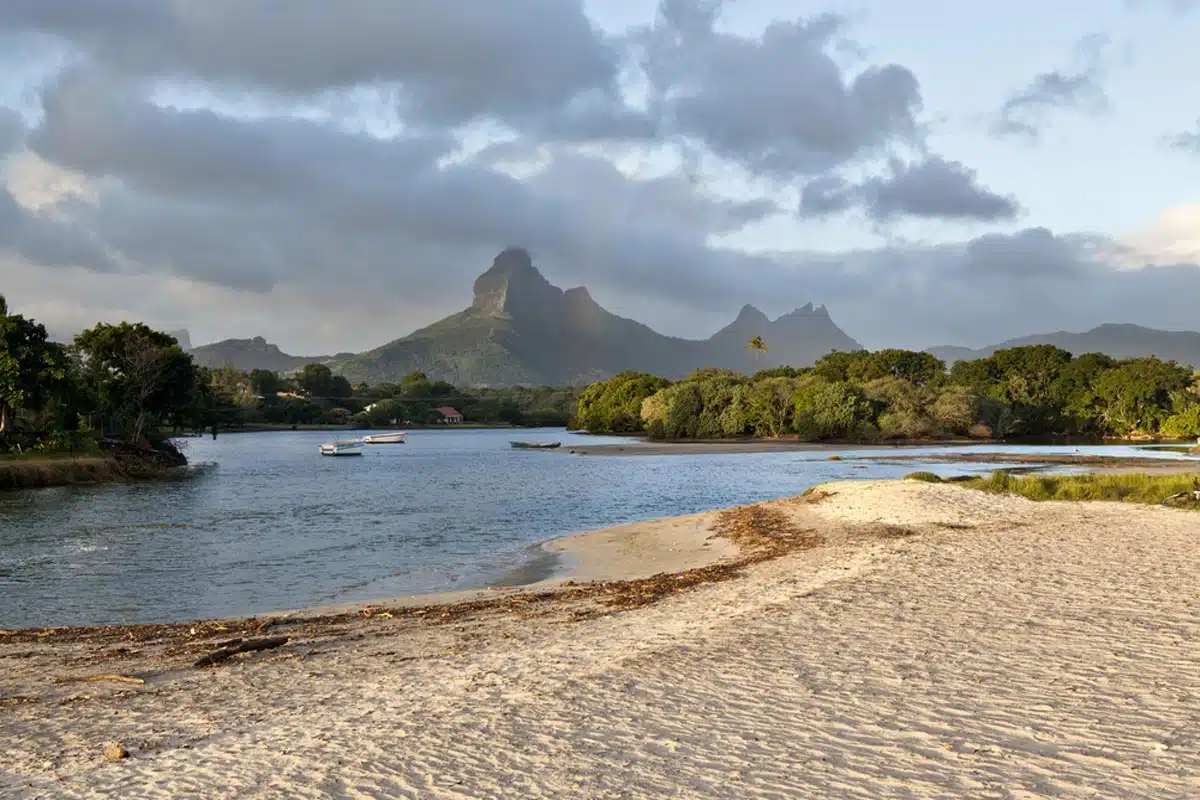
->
(3, 480, 1199, 798)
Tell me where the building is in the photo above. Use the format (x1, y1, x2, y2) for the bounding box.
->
(437, 406, 464, 424)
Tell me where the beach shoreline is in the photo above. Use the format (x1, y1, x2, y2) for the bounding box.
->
(3, 478, 1198, 797)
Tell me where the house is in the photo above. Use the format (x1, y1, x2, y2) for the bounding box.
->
(437, 406, 464, 424)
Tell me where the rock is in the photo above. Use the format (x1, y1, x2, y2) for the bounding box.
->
(103, 742, 129, 762)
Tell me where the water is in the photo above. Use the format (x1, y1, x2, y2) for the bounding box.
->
(0, 429, 1193, 629)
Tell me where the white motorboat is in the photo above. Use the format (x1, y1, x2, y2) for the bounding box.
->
(319, 440, 365, 457)
(360, 431, 407, 444)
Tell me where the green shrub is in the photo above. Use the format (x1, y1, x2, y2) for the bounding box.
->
(904, 471, 944, 482)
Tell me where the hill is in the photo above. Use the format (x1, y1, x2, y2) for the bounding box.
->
(927, 324, 1200, 368)
(328, 248, 862, 385)
(188, 336, 334, 373)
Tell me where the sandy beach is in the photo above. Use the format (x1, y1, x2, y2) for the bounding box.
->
(3, 480, 1199, 798)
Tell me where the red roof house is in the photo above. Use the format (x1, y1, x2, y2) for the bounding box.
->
(437, 406, 464, 424)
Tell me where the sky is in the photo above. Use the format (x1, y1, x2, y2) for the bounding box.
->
(1, 0, 1199, 354)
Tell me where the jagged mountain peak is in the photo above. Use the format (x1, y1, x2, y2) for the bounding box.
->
(471, 247, 561, 317)
(734, 304, 770, 324)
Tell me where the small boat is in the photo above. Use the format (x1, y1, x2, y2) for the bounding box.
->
(319, 440, 365, 457)
(360, 431, 407, 444)
(510, 440, 562, 449)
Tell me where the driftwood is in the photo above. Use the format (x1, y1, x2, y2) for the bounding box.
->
(194, 636, 289, 668)
(53, 673, 144, 685)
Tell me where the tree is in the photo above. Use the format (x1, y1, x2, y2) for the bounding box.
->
(248, 368, 284, 396)
(74, 323, 202, 443)
(792, 381, 871, 440)
(746, 376, 798, 437)
(860, 349, 945, 387)
(575, 372, 670, 433)
(748, 335, 767, 365)
(297, 363, 335, 397)
(400, 370, 432, 398)
(1093, 358, 1192, 435)
(0, 295, 68, 435)
(811, 350, 872, 383)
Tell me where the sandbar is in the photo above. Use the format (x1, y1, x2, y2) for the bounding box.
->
(2, 480, 1198, 798)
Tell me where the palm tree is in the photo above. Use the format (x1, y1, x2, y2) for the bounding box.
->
(748, 335, 767, 365)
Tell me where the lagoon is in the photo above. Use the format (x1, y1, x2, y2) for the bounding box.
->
(0, 428, 1193, 629)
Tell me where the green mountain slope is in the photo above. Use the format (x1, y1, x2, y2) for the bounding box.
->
(329, 248, 863, 385)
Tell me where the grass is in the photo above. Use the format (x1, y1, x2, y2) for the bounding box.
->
(903, 471, 944, 483)
(0, 456, 121, 490)
(959, 471, 1200, 507)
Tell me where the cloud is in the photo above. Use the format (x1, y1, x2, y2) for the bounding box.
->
(0, 2, 1197, 357)
(992, 34, 1113, 140)
(636, 6, 923, 177)
(0, 1, 622, 131)
(799, 157, 1019, 223)
(9, 64, 787, 311)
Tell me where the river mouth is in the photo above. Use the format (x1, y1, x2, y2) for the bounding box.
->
(2, 430, 1194, 629)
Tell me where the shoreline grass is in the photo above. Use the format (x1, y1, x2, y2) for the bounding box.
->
(907, 470, 1200, 507)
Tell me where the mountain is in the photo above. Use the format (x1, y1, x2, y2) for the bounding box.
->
(329, 247, 862, 385)
(927, 324, 1200, 368)
(188, 336, 333, 373)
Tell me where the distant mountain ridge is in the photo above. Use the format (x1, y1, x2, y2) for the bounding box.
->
(926, 323, 1200, 368)
(326, 248, 862, 385)
(188, 336, 338, 373)
(190, 247, 862, 385)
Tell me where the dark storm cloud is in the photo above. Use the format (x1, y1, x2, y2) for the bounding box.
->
(960, 227, 1085, 278)
(0, 0, 620, 129)
(992, 35, 1112, 140)
(636, 6, 923, 177)
(858, 158, 1020, 223)
(16, 69, 781, 308)
(799, 158, 1019, 223)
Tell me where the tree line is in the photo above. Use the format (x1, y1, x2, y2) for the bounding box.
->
(1, 296, 208, 454)
(1, 298, 580, 456)
(573, 346, 1200, 442)
(205, 363, 578, 429)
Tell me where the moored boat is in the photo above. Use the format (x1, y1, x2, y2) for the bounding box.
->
(510, 440, 562, 449)
(319, 440, 365, 456)
(360, 431, 407, 444)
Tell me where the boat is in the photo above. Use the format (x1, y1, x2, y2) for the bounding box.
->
(319, 440, 365, 457)
(510, 440, 562, 449)
(360, 431, 407, 444)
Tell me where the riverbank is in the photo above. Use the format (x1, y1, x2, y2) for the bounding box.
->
(217, 422, 527, 434)
(0, 443, 187, 491)
(3, 480, 1197, 797)
(564, 438, 975, 456)
(866, 450, 1200, 474)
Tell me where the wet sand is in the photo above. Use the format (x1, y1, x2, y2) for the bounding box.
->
(3, 480, 1198, 798)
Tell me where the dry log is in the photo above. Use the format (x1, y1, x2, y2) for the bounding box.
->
(194, 636, 289, 668)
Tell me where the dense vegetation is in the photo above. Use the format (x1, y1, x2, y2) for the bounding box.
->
(1, 296, 206, 456)
(575, 346, 1200, 442)
(202, 364, 578, 431)
(1, 299, 578, 465)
